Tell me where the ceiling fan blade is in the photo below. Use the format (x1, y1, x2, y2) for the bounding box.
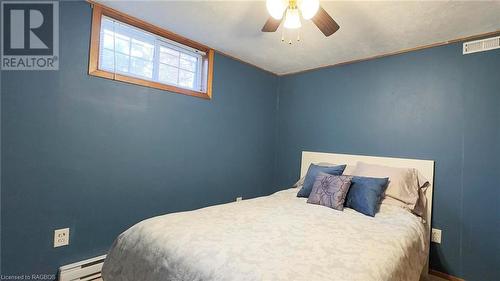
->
(261, 17, 282, 32)
(311, 6, 340, 37)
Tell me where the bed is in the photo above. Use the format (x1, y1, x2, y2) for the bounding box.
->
(102, 152, 434, 281)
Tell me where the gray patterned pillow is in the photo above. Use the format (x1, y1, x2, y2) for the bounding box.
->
(307, 173, 353, 211)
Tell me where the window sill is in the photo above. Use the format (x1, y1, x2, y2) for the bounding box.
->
(89, 68, 212, 100)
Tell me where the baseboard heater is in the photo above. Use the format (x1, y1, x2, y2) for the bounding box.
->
(59, 255, 106, 281)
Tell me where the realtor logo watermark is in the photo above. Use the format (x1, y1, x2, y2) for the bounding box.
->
(1, 1, 59, 70)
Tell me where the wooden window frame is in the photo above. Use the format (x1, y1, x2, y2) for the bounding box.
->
(88, 2, 214, 99)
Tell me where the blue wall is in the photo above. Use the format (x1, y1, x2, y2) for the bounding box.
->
(275, 44, 500, 280)
(0, 2, 277, 277)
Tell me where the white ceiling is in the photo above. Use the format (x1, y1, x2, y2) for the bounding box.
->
(98, 0, 500, 75)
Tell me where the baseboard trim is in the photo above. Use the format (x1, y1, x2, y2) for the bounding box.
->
(430, 269, 465, 281)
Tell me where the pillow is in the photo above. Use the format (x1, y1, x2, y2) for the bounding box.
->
(307, 173, 353, 211)
(412, 174, 430, 216)
(297, 164, 346, 198)
(344, 176, 389, 217)
(351, 162, 427, 210)
(293, 162, 341, 189)
(292, 176, 305, 188)
(318, 162, 358, 175)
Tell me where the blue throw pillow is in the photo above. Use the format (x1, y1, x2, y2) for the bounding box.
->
(344, 176, 389, 217)
(297, 164, 346, 198)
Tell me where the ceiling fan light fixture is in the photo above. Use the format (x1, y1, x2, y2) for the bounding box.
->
(284, 8, 301, 29)
(266, 0, 287, 20)
(261, 0, 339, 38)
(298, 0, 320, 20)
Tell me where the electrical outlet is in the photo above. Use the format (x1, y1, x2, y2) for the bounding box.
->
(54, 228, 70, 248)
(431, 228, 442, 244)
(236, 197, 243, 202)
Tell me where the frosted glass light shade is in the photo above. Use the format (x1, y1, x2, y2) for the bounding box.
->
(266, 0, 287, 20)
(299, 0, 319, 20)
(284, 8, 301, 29)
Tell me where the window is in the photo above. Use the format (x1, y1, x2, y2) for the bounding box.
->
(89, 4, 214, 99)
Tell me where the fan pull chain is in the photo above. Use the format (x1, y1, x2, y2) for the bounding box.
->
(281, 28, 301, 45)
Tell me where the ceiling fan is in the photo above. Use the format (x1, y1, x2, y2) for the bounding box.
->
(262, 0, 340, 37)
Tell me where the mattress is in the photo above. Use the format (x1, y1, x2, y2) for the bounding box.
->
(102, 188, 428, 281)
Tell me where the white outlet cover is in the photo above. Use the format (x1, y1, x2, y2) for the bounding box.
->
(54, 228, 70, 248)
(236, 197, 243, 202)
(431, 228, 442, 244)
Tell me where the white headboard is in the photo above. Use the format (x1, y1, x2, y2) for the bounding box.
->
(301, 151, 435, 278)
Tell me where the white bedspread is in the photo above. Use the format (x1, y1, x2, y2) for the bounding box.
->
(102, 188, 427, 281)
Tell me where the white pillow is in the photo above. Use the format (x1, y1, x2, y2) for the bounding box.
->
(293, 176, 305, 188)
(412, 181, 429, 217)
(351, 162, 428, 211)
